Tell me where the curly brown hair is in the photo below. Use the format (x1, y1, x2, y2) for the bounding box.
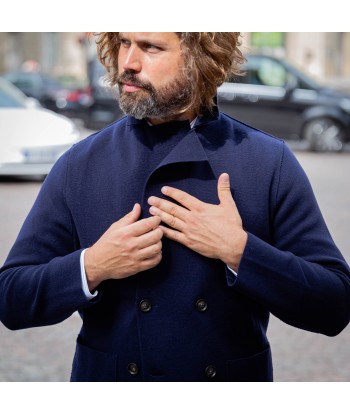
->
(95, 32, 244, 114)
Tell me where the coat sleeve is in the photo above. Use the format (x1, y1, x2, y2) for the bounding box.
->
(230, 143, 350, 336)
(0, 150, 97, 330)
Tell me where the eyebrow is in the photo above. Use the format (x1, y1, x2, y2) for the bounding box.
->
(119, 33, 169, 48)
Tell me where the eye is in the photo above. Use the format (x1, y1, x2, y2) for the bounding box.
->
(143, 43, 161, 53)
(120, 38, 131, 48)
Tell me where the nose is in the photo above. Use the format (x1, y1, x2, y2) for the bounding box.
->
(121, 45, 142, 73)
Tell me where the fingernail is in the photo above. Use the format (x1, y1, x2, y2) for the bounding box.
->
(221, 173, 229, 183)
(161, 186, 168, 194)
(148, 197, 155, 205)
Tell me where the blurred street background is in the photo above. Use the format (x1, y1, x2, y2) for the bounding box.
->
(2, 32, 350, 93)
(1, 32, 350, 381)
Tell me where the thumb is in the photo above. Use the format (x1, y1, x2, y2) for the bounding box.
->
(217, 173, 234, 205)
(116, 203, 141, 227)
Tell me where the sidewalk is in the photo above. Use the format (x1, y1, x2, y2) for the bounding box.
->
(1, 312, 350, 381)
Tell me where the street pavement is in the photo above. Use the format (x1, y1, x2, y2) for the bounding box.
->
(0, 133, 350, 381)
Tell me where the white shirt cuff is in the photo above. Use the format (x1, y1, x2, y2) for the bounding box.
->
(80, 249, 98, 300)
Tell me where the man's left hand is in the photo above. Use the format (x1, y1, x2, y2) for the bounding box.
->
(148, 173, 247, 272)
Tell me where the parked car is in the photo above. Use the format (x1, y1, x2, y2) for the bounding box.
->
(2, 71, 92, 120)
(218, 53, 350, 152)
(0, 77, 80, 178)
(83, 58, 123, 129)
(84, 54, 350, 152)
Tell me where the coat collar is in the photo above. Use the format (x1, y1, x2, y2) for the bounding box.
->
(128, 104, 221, 177)
(156, 128, 209, 169)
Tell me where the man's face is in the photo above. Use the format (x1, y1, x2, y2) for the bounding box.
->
(117, 32, 193, 122)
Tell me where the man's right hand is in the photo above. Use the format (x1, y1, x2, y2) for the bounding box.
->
(84, 203, 163, 292)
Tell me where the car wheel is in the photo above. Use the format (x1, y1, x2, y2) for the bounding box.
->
(303, 118, 345, 152)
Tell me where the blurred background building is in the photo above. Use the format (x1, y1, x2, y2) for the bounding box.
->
(0, 32, 92, 87)
(243, 32, 350, 91)
(1, 32, 350, 91)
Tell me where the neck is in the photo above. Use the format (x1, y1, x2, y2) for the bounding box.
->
(147, 108, 197, 126)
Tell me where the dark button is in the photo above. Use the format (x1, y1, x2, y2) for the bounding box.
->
(139, 299, 152, 312)
(127, 363, 139, 375)
(196, 299, 208, 312)
(205, 365, 217, 379)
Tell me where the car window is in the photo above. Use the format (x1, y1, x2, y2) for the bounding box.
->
(237, 56, 288, 87)
(231, 55, 318, 91)
(16, 73, 42, 89)
(229, 55, 297, 87)
(256, 58, 288, 87)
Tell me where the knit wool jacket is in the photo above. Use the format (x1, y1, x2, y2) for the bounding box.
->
(1, 109, 350, 381)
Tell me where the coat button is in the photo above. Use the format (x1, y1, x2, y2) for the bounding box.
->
(205, 365, 217, 379)
(127, 363, 139, 375)
(196, 299, 208, 312)
(139, 299, 152, 312)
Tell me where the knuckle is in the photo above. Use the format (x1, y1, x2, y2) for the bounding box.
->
(169, 204, 177, 216)
(150, 216, 161, 228)
(150, 228, 162, 242)
(146, 254, 161, 269)
(125, 240, 137, 253)
(169, 215, 177, 227)
(152, 214, 161, 223)
(154, 253, 162, 264)
(117, 230, 128, 243)
(170, 229, 179, 241)
(186, 238, 194, 248)
(187, 213, 197, 226)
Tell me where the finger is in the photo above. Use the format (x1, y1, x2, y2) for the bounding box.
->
(140, 252, 162, 270)
(160, 186, 201, 211)
(116, 203, 141, 227)
(138, 241, 162, 260)
(128, 215, 161, 237)
(148, 196, 188, 220)
(217, 173, 234, 206)
(137, 227, 163, 249)
(149, 206, 185, 231)
(159, 225, 187, 245)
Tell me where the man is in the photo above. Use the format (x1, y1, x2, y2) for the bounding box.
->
(0, 32, 350, 382)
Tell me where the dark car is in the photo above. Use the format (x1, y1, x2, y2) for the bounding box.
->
(2, 71, 92, 119)
(83, 58, 123, 129)
(218, 54, 350, 152)
(84, 54, 350, 152)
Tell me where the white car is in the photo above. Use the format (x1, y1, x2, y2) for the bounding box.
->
(0, 77, 80, 177)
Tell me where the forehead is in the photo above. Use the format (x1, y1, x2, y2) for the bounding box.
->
(119, 32, 180, 45)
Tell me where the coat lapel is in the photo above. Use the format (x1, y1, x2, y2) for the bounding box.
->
(154, 129, 209, 170)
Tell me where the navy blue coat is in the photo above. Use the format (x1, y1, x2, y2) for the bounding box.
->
(1, 109, 350, 381)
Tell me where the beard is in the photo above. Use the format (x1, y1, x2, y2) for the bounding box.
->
(117, 70, 193, 120)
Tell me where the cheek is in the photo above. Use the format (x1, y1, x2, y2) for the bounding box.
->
(117, 54, 124, 74)
(150, 59, 185, 87)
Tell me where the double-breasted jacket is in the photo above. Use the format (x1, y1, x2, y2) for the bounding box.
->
(1, 109, 350, 381)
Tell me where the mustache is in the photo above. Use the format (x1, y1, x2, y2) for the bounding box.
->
(117, 71, 154, 92)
